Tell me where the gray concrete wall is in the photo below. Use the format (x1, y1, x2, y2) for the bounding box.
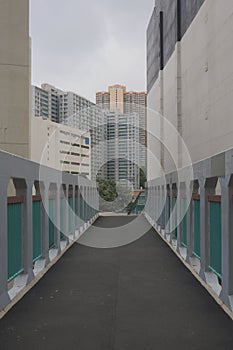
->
(147, 0, 206, 94)
(0, 0, 30, 159)
(147, 0, 233, 179)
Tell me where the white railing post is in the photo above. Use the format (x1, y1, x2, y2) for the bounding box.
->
(176, 182, 182, 253)
(186, 181, 194, 264)
(54, 184, 61, 254)
(41, 182, 50, 266)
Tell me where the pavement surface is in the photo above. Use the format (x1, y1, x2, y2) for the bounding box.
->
(1, 216, 233, 350)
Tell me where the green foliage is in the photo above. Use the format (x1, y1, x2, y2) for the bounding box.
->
(96, 178, 117, 202)
(96, 178, 132, 212)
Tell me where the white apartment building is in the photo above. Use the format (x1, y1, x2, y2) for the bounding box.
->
(106, 111, 139, 189)
(31, 117, 91, 178)
(31, 84, 106, 180)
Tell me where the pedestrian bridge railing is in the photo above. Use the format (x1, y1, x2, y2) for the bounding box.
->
(145, 149, 233, 315)
(0, 150, 99, 315)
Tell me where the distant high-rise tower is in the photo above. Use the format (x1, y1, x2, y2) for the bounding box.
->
(96, 85, 147, 170)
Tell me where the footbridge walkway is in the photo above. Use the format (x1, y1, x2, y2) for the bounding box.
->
(1, 150, 233, 348)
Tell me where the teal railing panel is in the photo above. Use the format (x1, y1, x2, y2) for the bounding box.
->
(130, 194, 145, 215)
(49, 199, 55, 248)
(193, 199, 200, 258)
(33, 201, 42, 261)
(209, 201, 222, 278)
(60, 198, 66, 240)
(78, 195, 82, 228)
(181, 199, 187, 247)
(75, 196, 79, 230)
(8, 203, 23, 281)
(81, 195, 85, 223)
(68, 197, 72, 234)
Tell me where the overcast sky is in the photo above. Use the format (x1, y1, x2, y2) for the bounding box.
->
(30, 0, 154, 102)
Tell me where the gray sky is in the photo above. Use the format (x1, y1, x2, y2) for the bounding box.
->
(30, 0, 154, 102)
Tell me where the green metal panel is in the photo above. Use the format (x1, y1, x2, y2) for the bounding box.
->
(75, 196, 79, 230)
(8, 203, 23, 281)
(60, 198, 65, 240)
(128, 194, 145, 215)
(33, 201, 42, 261)
(181, 199, 187, 247)
(85, 194, 88, 222)
(49, 199, 55, 248)
(79, 195, 83, 223)
(193, 199, 200, 258)
(209, 201, 222, 278)
(68, 197, 72, 234)
(82, 195, 86, 222)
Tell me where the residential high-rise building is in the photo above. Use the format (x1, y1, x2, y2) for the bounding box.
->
(96, 85, 147, 170)
(106, 111, 139, 189)
(31, 84, 62, 123)
(31, 84, 106, 180)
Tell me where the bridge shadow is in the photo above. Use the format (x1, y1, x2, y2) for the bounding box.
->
(0, 216, 233, 349)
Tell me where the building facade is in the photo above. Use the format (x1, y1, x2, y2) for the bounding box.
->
(31, 117, 91, 178)
(0, 0, 31, 159)
(31, 84, 106, 180)
(146, 0, 233, 180)
(106, 111, 139, 189)
(96, 85, 147, 170)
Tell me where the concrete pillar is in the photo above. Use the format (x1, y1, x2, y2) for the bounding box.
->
(165, 184, 170, 235)
(157, 185, 161, 229)
(219, 176, 233, 310)
(80, 186, 84, 229)
(91, 187, 94, 221)
(83, 186, 87, 225)
(53, 184, 61, 254)
(176, 182, 182, 252)
(63, 185, 69, 244)
(0, 177, 10, 309)
(199, 177, 217, 281)
(186, 181, 194, 264)
(41, 182, 50, 266)
(76, 188, 82, 232)
(170, 184, 177, 244)
(169, 182, 173, 235)
(0, 0, 30, 159)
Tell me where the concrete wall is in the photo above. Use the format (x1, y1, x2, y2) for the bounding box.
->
(0, 0, 30, 159)
(147, 78, 162, 180)
(147, 0, 233, 179)
(181, 0, 233, 164)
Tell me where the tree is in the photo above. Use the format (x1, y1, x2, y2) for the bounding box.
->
(96, 178, 117, 211)
(96, 178, 132, 212)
